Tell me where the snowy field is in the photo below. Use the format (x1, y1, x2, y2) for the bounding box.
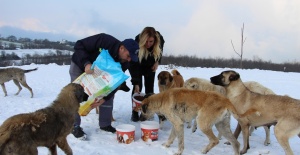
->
(0, 64, 300, 155)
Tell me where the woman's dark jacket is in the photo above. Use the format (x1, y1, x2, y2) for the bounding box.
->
(129, 31, 165, 85)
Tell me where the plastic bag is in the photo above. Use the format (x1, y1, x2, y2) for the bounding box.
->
(73, 49, 129, 116)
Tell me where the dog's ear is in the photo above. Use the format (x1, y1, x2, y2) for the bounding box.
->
(157, 72, 161, 80)
(169, 74, 173, 82)
(229, 72, 240, 81)
(142, 103, 148, 113)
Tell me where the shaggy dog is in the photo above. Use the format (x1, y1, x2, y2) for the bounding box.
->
(0, 83, 85, 155)
(211, 70, 300, 155)
(0, 67, 37, 98)
(141, 88, 251, 155)
(156, 69, 184, 128)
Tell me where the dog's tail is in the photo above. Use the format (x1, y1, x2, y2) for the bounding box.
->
(24, 67, 38, 73)
(171, 69, 181, 76)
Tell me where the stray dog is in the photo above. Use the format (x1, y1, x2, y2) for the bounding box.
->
(157, 69, 184, 92)
(184, 78, 275, 145)
(211, 70, 300, 155)
(141, 88, 248, 155)
(183, 77, 227, 133)
(184, 77, 226, 96)
(244, 81, 276, 145)
(95, 81, 130, 121)
(156, 69, 184, 128)
(0, 67, 37, 98)
(0, 83, 85, 155)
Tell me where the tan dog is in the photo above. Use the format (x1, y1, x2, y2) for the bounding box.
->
(184, 78, 275, 145)
(156, 69, 184, 128)
(183, 77, 227, 134)
(211, 70, 300, 155)
(141, 88, 246, 155)
(0, 83, 85, 155)
(184, 77, 226, 96)
(244, 81, 276, 145)
(0, 67, 37, 98)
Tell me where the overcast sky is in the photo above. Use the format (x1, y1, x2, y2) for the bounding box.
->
(1, 0, 299, 63)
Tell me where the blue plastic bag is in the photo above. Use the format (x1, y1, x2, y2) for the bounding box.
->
(91, 49, 129, 92)
(74, 49, 129, 116)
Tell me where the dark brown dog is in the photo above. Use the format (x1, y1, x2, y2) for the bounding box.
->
(0, 67, 37, 98)
(156, 69, 184, 128)
(0, 83, 85, 155)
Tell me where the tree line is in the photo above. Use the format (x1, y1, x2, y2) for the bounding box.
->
(1, 51, 300, 73)
(161, 54, 300, 73)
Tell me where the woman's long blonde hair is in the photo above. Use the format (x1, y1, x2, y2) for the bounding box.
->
(138, 27, 161, 63)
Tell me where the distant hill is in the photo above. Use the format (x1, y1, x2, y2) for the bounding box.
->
(0, 26, 77, 42)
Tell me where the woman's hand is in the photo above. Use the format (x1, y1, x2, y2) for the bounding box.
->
(151, 62, 159, 72)
(134, 85, 140, 93)
(90, 98, 105, 109)
(85, 64, 94, 74)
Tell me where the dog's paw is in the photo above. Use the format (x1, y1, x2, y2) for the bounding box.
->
(162, 142, 170, 148)
(201, 148, 208, 154)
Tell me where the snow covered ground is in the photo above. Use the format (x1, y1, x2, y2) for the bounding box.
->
(1, 64, 300, 155)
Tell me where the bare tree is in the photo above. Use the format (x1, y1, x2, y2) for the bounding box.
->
(231, 23, 246, 69)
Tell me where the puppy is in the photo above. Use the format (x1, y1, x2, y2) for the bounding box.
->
(0, 67, 37, 98)
(156, 69, 184, 128)
(141, 88, 250, 155)
(0, 83, 85, 155)
(211, 70, 300, 154)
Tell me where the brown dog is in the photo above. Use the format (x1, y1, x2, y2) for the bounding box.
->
(156, 69, 184, 128)
(0, 83, 85, 155)
(157, 69, 184, 92)
(211, 70, 300, 155)
(141, 88, 247, 155)
(0, 67, 37, 98)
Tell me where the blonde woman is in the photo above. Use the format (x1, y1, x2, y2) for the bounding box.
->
(129, 27, 165, 122)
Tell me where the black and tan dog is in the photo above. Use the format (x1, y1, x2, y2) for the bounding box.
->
(0, 67, 37, 98)
(141, 88, 247, 155)
(211, 70, 300, 155)
(0, 83, 85, 155)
